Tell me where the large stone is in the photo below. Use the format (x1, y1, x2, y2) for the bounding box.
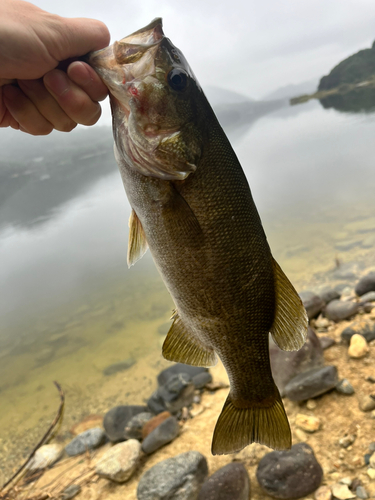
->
(65, 427, 105, 456)
(355, 272, 375, 296)
(157, 363, 208, 386)
(270, 326, 324, 396)
(318, 287, 341, 304)
(141, 416, 180, 454)
(103, 405, 148, 442)
(324, 300, 359, 322)
(341, 319, 375, 343)
(124, 412, 153, 440)
(95, 439, 141, 483)
(299, 291, 324, 319)
(137, 451, 208, 500)
(359, 291, 375, 303)
(26, 444, 63, 471)
(256, 442, 323, 499)
(160, 374, 195, 413)
(284, 365, 338, 402)
(348, 334, 369, 358)
(191, 371, 212, 389)
(197, 462, 250, 500)
(142, 411, 172, 439)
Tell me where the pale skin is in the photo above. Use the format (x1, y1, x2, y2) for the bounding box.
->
(0, 0, 110, 135)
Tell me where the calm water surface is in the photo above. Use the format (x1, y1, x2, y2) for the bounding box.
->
(1, 96, 375, 474)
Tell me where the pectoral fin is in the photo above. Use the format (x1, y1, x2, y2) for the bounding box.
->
(270, 258, 308, 351)
(162, 311, 217, 367)
(127, 209, 148, 268)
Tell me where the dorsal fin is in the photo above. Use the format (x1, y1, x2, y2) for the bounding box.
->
(270, 257, 308, 351)
(127, 209, 148, 268)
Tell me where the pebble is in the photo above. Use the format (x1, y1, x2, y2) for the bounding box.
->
(369, 442, 375, 452)
(315, 316, 331, 329)
(70, 415, 103, 436)
(142, 411, 172, 438)
(270, 326, 324, 396)
(356, 485, 368, 499)
(295, 414, 321, 433)
(191, 371, 213, 389)
(355, 272, 375, 296)
(157, 363, 208, 386)
(256, 442, 323, 499)
(369, 452, 375, 468)
(141, 416, 180, 454)
(366, 375, 375, 383)
(324, 300, 360, 322)
(306, 399, 317, 410)
(359, 291, 375, 303)
(60, 485, 81, 500)
(336, 379, 355, 395)
(284, 365, 338, 402)
(348, 334, 369, 358)
(65, 427, 105, 456)
(299, 291, 325, 319)
(26, 444, 63, 471)
(339, 477, 352, 486)
(124, 412, 153, 440)
(365, 453, 371, 465)
(341, 320, 375, 343)
(339, 435, 356, 448)
(359, 395, 375, 412)
(103, 405, 148, 442)
(197, 462, 250, 500)
(314, 485, 332, 500)
(103, 357, 136, 376)
(95, 439, 141, 483)
(319, 336, 335, 350)
(137, 451, 208, 500)
(331, 483, 355, 499)
(367, 468, 375, 479)
(318, 287, 341, 304)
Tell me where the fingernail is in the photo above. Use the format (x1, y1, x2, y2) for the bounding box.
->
(44, 70, 70, 97)
(2, 85, 20, 102)
(68, 61, 92, 86)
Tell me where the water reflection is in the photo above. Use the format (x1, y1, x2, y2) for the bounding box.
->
(319, 86, 375, 114)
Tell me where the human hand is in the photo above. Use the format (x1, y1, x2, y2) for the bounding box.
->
(0, 0, 110, 135)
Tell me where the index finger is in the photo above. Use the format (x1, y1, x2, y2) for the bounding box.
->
(67, 61, 108, 102)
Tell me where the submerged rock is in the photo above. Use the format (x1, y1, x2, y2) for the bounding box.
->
(65, 427, 105, 456)
(299, 291, 324, 319)
(324, 300, 359, 322)
(142, 411, 172, 439)
(284, 365, 338, 401)
(95, 439, 141, 483)
(355, 272, 375, 296)
(103, 405, 148, 442)
(148, 373, 195, 414)
(318, 287, 341, 304)
(256, 442, 323, 499)
(103, 357, 136, 376)
(197, 462, 250, 500)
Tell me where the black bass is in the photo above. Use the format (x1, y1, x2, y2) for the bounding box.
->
(88, 19, 308, 454)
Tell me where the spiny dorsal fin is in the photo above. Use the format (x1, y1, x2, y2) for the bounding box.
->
(270, 257, 308, 351)
(127, 209, 148, 268)
(162, 311, 217, 367)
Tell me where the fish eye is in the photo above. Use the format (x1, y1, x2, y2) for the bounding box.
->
(167, 68, 188, 91)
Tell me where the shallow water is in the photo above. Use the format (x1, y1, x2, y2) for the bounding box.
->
(1, 96, 375, 477)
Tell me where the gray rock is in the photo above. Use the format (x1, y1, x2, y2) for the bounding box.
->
(191, 371, 212, 389)
(284, 365, 338, 402)
(124, 412, 153, 440)
(26, 444, 63, 471)
(197, 463, 250, 500)
(369, 442, 375, 452)
(355, 272, 375, 296)
(318, 287, 341, 304)
(103, 357, 136, 376)
(157, 363, 208, 386)
(61, 485, 81, 500)
(363, 302, 375, 313)
(270, 326, 324, 396)
(96, 439, 141, 483)
(356, 486, 368, 499)
(256, 442, 323, 499)
(142, 416, 180, 454)
(147, 390, 167, 414)
(324, 300, 359, 322)
(65, 427, 105, 456)
(359, 291, 375, 303)
(299, 291, 324, 319)
(319, 336, 335, 350)
(137, 451, 208, 500)
(158, 373, 195, 413)
(336, 379, 355, 395)
(341, 320, 375, 343)
(104, 405, 148, 442)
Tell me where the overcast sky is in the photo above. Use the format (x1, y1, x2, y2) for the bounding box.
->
(32, 0, 375, 102)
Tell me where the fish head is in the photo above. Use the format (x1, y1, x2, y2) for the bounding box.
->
(88, 19, 205, 180)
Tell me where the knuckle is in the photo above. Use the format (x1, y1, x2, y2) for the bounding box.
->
(58, 120, 77, 133)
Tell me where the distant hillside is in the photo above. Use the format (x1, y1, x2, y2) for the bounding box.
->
(263, 78, 319, 101)
(319, 41, 375, 91)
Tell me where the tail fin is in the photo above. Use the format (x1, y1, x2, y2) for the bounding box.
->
(211, 392, 291, 455)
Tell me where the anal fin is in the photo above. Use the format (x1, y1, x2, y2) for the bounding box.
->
(270, 257, 308, 351)
(127, 209, 148, 268)
(162, 312, 217, 368)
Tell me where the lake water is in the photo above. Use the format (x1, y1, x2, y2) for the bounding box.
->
(1, 94, 375, 478)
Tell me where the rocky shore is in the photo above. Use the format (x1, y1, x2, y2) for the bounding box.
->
(3, 266, 375, 500)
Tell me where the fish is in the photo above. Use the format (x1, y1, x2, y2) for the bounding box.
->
(88, 19, 308, 455)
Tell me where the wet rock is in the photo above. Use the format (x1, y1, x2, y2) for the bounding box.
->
(355, 272, 375, 296)
(270, 326, 324, 396)
(363, 302, 375, 313)
(331, 483, 355, 499)
(137, 451, 208, 500)
(359, 395, 375, 412)
(95, 439, 141, 483)
(324, 300, 359, 322)
(103, 405, 148, 442)
(256, 442, 323, 499)
(124, 412, 153, 440)
(359, 291, 375, 303)
(336, 379, 355, 395)
(147, 390, 167, 414)
(70, 415, 103, 436)
(314, 485, 332, 500)
(319, 336, 335, 350)
(191, 371, 212, 389)
(284, 365, 338, 402)
(142, 411, 172, 439)
(65, 427, 105, 456)
(318, 287, 341, 304)
(103, 357, 136, 376)
(142, 416, 179, 454)
(341, 320, 375, 343)
(356, 486, 369, 500)
(61, 485, 81, 500)
(157, 363, 208, 386)
(295, 414, 321, 433)
(197, 462, 250, 500)
(26, 444, 63, 471)
(339, 435, 356, 448)
(299, 291, 325, 319)
(158, 373, 195, 413)
(348, 334, 369, 358)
